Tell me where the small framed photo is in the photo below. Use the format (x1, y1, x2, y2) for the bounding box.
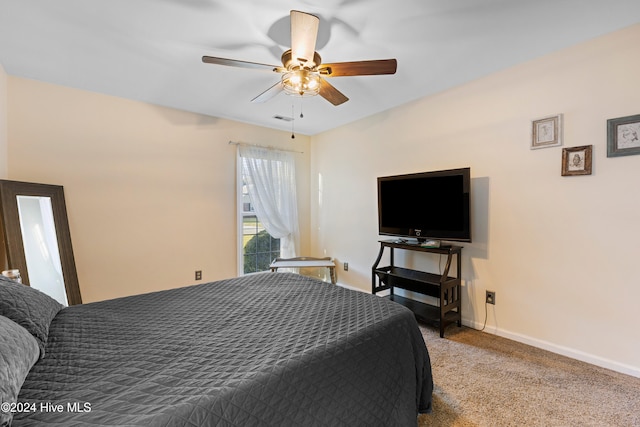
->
(562, 145, 592, 176)
(607, 114, 640, 157)
(531, 114, 563, 149)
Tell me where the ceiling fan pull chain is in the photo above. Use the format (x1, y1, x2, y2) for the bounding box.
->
(291, 104, 296, 139)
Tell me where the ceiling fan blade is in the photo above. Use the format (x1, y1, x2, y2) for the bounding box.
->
(319, 78, 349, 106)
(251, 81, 284, 103)
(202, 56, 280, 71)
(319, 59, 397, 77)
(290, 10, 319, 65)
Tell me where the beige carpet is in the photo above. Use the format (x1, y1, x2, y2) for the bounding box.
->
(417, 325, 640, 426)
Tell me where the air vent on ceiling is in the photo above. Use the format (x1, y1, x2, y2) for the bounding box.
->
(273, 115, 294, 122)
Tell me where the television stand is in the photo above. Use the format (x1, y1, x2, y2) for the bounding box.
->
(371, 240, 462, 337)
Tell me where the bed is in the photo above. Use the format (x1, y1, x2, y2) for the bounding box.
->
(0, 272, 433, 426)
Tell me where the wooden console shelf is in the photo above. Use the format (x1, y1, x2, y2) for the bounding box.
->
(372, 240, 462, 337)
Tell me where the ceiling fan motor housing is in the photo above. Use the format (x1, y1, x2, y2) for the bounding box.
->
(281, 49, 322, 71)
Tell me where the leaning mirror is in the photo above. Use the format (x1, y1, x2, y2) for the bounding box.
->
(0, 180, 82, 305)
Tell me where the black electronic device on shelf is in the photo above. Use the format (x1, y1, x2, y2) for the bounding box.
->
(377, 167, 471, 243)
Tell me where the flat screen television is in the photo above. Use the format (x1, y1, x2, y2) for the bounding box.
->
(377, 167, 471, 243)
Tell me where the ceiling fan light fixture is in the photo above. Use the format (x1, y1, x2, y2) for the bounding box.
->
(282, 69, 321, 97)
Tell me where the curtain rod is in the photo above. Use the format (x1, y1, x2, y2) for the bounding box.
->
(228, 141, 304, 154)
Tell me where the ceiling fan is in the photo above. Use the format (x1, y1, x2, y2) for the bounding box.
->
(202, 10, 397, 106)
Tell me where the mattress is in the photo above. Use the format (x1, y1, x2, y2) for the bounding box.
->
(13, 272, 432, 426)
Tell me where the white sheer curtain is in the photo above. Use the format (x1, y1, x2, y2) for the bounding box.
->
(239, 145, 300, 259)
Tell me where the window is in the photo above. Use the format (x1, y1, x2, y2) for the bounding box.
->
(236, 145, 299, 276)
(240, 182, 280, 274)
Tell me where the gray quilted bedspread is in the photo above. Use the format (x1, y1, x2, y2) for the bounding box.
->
(14, 272, 432, 426)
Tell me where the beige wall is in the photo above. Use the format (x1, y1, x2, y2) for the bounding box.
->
(0, 64, 7, 178)
(7, 78, 310, 303)
(311, 24, 640, 376)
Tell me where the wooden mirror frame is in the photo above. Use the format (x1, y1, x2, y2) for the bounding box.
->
(0, 180, 82, 305)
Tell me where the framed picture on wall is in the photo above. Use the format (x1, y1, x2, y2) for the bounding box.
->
(607, 114, 640, 157)
(561, 145, 592, 176)
(531, 114, 563, 149)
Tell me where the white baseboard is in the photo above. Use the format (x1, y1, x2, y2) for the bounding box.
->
(339, 284, 640, 378)
(336, 282, 364, 292)
(463, 319, 640, 379)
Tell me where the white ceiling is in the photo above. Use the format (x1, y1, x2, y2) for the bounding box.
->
(1, 0, 639, 135)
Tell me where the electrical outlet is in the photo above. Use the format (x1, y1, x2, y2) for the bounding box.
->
(486, 290, 496, 305)
(195, 270, 202, 281)
(344, 262, 349, 271)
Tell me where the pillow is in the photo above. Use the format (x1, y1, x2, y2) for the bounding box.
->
(0, 275, 63, 357)
(0, 315, 40, 427)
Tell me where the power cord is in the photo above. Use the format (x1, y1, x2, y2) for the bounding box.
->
(469, 299, 488, 332)
(480, 301, 488, 331)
